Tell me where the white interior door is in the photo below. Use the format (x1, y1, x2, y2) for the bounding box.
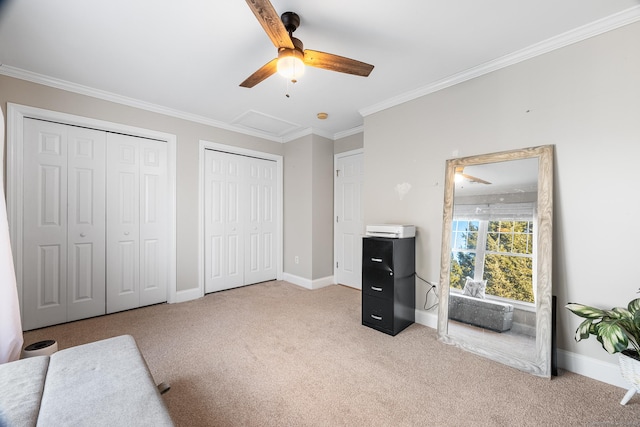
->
(204, 150, 276, 293)
(106, 133, 169, 313)
(22, 119, 107, 330)
(204, 150, 243, 292)
(66, 126, 106, 321)
(139, 138, 169, 306)
(22, 119, 69, 329)
(244, 157, 277, 285)
(334, 152, 364, 289)
(12, 106, 177, 331)
(106, 133, 140, 313)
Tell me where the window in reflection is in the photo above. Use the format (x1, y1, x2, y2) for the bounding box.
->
(450, 217, 534, 304)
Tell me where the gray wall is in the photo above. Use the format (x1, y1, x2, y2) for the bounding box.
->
(283, 135, 313, 278)
(283, 134, 335, 281)
(311, 135, 334, 279)
(334, 132, 363, 154)
(362, 21, 640, 363)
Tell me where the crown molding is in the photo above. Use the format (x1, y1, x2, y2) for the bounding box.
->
(360, 5, 640, 117)
(0, 64, 346, 143)
(0, 64, 289, 143)
(334, 125, 364, 140)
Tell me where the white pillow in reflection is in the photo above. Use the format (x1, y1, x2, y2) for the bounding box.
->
(462, 277, 487, 299)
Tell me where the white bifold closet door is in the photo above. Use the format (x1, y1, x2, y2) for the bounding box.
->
(106, 133, 168, 313)
(204, 150, 276, 293)
(21, 119, 169, 330)
(22, 119, 107, 330)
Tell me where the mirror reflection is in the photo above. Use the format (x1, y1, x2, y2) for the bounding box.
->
(437, 146, 553, 377)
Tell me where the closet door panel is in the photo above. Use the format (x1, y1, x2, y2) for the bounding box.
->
(225, 164, 243, 287)
(204, 150, 243, 292)
(204, 152, 226, 292)
(244, 158, 277, 285)
(22, 119, 68, 330)
(139, 140, 168, 306)
(106, 134, 140, 313)
(204, 156, 224, 291)
(67, 127, 106, 321)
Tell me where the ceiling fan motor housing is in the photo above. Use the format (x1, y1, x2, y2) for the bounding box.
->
(281, 11, 300, 33)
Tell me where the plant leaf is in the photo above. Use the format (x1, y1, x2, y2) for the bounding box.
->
(566, 303, 607, 319)
(631, 311, 640, 349)
(595, 321, 629, 354)
(628, 298, 640, 315)
(575, 319, 594, 342)
(611, 307, 632, 320)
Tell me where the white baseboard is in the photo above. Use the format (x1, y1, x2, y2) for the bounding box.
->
(415, 309, 438, 329)
(557, 349, 628, 389)
(283, 273, 334, 290)
(414, 309, 629, 390)
(172, 287, 203, 304)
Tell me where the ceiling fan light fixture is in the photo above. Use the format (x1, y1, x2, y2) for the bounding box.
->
(240, 5, 374, 88)
(277, 48, 305, 79)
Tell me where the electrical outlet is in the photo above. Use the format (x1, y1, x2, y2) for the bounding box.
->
(294, 256, 299, 264)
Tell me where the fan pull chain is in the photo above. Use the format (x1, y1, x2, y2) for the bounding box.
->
(285, 78, 297, 98)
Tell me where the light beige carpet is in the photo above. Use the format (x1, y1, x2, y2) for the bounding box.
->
(24, 281, 640, 426)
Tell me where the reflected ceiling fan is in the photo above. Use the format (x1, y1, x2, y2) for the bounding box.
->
(240, 0, 374, 88)
(455, 166, 492, 185)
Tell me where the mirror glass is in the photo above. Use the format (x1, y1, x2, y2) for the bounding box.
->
(437, 146, 553, 377)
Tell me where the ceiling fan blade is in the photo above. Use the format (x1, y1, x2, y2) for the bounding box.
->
(454, 166, 491, 184)
(240, 58, 278, 88)
(245, 0, 294, 49)
(303, 50, 374, 77)
(461, 173, 492, 185)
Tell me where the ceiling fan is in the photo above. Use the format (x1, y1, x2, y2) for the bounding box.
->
(455, 166, 492, 185)
(240, 0, 375, 88)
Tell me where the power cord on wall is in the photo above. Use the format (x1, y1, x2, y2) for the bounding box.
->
(415, 273, 439, 310)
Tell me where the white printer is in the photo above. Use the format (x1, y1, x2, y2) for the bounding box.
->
(365, 224, 415, 239)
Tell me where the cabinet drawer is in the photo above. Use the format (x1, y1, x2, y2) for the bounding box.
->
(363, 238, 393, 271)
(362, 267, 394, 299)
(362, 294, 393, 331)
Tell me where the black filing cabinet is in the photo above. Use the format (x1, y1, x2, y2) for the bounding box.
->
(362, 237, 415, 336)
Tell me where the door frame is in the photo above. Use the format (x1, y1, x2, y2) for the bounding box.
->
(333, 148, 364, 288)
(5, 103, 178, 314)
(198, 140, 284, 298)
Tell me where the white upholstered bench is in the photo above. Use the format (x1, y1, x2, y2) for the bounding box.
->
(0, 335, 173, 426)
(448, 293, 514, 332)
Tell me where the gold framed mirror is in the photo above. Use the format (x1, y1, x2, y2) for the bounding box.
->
(437, 145, 553, 377)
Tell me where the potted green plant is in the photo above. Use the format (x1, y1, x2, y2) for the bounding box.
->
(566, 293, 640, 405)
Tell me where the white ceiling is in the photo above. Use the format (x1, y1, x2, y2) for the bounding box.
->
(1, 0, 639, 142)
(455, 158, 539, 197)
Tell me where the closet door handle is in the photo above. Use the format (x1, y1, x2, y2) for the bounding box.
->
(124, 231, 130, 236)
(80, 233, 86, 238)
